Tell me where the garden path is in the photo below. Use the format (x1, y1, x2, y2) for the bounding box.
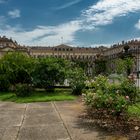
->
(0, 101, 127, 140)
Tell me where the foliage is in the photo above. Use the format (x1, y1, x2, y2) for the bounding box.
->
(15, 83, 33, 97)
(108, 75, 139, 103)
(0, 52, 86, 95)
(84, 75, 139, 116)
(72, 60, 91, 76)
(115, 57, 134, 75)
(0, 52, 33, 86)
(72, 60, 88, 70)
(0, 74, 10, 91)
(128, 103, 140, 117)
(32, 58, 68, 90)
(95, 59, 106, 75)
(115, 59, 125, 74)
(119, 78, 139, 103)
(84, 90, 128, 115)
(67, 67, 86, 95)
(86, 75, 109, 92)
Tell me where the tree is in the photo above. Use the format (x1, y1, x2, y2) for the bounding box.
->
(67, 67, 86, 95)
(0, 52, 33, 87)
(115, 57, 134, 75)
(0, 74, 10, 91)
(95, 59, 106, 75)
(32, 57, 68, 91)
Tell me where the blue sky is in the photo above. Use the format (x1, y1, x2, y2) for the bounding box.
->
(0, 0, 140, 47)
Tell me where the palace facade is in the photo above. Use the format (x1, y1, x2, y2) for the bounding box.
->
(0, 36, 140, 76)
(103, 40, 140, 74)
(0, 36, 28, 57)
(29, 44, 105, 60)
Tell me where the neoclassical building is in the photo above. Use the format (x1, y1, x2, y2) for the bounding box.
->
(0, 36, 106, 60)
(0, 36, 140, 76)
(103, 40, 140, 74)
(29, 44, 105, 60)
(0, 36, 28, 58)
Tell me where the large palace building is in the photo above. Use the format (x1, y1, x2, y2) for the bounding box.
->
(0, 36, 28, 57)
(29, 45, 105, 60)
(0, 36, 106, 60)
(0, 36, 140, 76)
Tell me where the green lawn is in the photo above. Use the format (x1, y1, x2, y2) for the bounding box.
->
(128, 103, 140, 117)
(0, 89, 77, 103)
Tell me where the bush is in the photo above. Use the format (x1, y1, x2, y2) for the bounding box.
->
(84, 90, 129, 116)
(0, 52, 33, 86)
(119, 78, 139, 103)
(15, 84, 33, 97)
(0, 75, 10, 92)
(67, 67, 86, 95)
(85, 75, 109, 92)
(32, 58, 67, 90)
(84, 75, 139, 116)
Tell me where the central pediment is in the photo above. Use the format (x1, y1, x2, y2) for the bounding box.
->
(54, 44, 72, 49)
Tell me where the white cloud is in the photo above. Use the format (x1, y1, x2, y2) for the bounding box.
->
(135, 19, 140, 30)
(81, 0, 140, 29)
(0, 20, 81, 46)
(91, 43, 111, 47)
(8, 9, 21, 18)
(1, 0, 140, 46)
(55, 0, 82, 10)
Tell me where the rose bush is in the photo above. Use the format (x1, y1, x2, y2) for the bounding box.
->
(84, 75, 139, 116)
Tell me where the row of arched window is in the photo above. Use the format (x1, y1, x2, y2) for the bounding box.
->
(33, 54, 95, 60)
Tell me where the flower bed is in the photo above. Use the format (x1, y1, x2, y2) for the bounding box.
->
(83, 75, 140, 139)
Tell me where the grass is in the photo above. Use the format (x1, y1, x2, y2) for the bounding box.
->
(128, 103, 140, 117)
(0, 88, 77, 103)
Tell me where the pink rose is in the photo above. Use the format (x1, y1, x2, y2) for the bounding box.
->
(125, 96, 129, 99)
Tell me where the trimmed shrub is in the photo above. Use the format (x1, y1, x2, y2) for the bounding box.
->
(15, 84, 33, 97)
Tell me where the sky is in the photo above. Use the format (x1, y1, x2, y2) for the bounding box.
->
(0, 0, 140, 47)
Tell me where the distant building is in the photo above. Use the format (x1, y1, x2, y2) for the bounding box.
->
(103, 40, 140, 74)
(0, 36, 28, 58)
(0, 36, 140, 76)
(29, 44, 106, 76)
(29, 44, 105, 60)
